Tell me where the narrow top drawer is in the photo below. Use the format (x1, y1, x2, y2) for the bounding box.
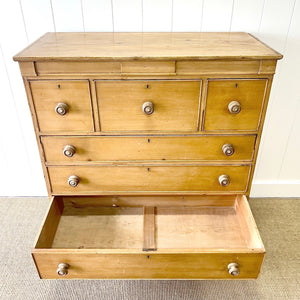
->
(96, 80, 201, 132)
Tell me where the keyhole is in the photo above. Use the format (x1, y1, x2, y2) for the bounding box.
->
(235, 83, 238, 88)
(148, 139, 150, 143)
(58, 84, 61, 89)
(146, 84, 149, 89)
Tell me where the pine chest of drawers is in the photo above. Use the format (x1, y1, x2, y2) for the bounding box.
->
(14, 32, 282, 279)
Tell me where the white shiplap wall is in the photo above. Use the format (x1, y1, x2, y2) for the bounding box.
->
(0, 0, 299, 197)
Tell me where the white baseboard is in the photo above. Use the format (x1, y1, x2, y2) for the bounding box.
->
(250, 181, 300, 197)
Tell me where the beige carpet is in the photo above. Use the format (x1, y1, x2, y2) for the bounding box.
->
(0, 197, 299, 300)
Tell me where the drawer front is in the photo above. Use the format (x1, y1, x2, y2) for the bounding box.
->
(48, 165, 250, 194)
(30, 80, 94, 132)
(33, 195, 264, 279)
(96, 80, 201, 132)
(203, 79, 267, 131)
(33, 252, 264, 279)
(42, 135, 256, 163)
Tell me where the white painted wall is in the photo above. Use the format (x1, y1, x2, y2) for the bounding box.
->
(0, 0, 299, 197)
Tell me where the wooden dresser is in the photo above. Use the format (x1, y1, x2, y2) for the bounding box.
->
(14, 32, 282, 279)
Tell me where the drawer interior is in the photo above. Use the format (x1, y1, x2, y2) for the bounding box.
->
(35, 195, 264, 252)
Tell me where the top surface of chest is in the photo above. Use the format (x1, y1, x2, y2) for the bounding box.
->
(14, 32, 282, 61)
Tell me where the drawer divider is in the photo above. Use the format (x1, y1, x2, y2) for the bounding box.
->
(143, 206, 156, 251)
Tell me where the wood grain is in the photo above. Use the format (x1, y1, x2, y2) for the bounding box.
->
(41, 135, 256, 163)
(32, 195, 264, 279)
(61, 195, 237, 208)
(203, 79, 267, 131)
(35, 61, 121, 75)
(96, 80, 201, 132)
(122, 61, 175, 74)
(32, 251, 264, 279)
(29, 80, 94, 133)
(177, 60, 264, 75)
(35, 197, 63, 248)
(143, 207, 156, 251)
(13, 32, 282, 62)
(47, 165, 251, 194)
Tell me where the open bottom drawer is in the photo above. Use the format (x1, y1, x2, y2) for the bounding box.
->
(32, 195, 265, 279)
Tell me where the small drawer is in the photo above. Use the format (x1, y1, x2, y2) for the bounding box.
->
(41, 135, 256, 163)
(48, 165, 251, 194)
(95, 80, 201, 132)
(203, 79, 268, 131)
(30, 80, 94, 133)
(32, 195, 265, 279)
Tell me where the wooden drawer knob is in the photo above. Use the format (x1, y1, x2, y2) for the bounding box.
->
(228, 263, 240, 276)
(55, 103, 69, 116)
(142, 101, 154, 115)
(57, 263, 69, 276)
(68, 175, 79, 187)
(222, 143, 234, 156)
(219, 174, 230, 187)
(228, 101, 241, 114)
(63, 145, 76, 157)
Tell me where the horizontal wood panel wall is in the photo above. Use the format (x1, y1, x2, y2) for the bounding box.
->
(0, 0, 299, 196)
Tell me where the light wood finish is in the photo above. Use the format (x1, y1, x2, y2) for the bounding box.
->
(35, 198, 63, 248)
(259, 60, 278, 74)
(30, 80, 94, 133)
(13, 32, 282, 62)
(52, 206, 144, 249)
(235, 195, 264, 249)
(96, 80, 201, 132)
(143, 207, 156, 251)
(19, 62, 36, 76)
(61, 195, 237, 208)
(15, 32, 282, 279)
(122, 61, 175, 74)
(32, 195, 264, 279)
(32, 251, 264, 279)
(41, 135, 256, 163)
(245, 76, 274, 197)
(203, 79, 267, 131)
(22, 79, 52, 196)
(178, 60, 263, 75)
(35, 61, 121, 75)
(48, 165, 251, 194)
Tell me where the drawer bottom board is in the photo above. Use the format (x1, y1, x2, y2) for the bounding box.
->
(33, 195, 265, 279)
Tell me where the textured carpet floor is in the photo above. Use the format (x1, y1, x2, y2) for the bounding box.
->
(0, 197, 299, 300)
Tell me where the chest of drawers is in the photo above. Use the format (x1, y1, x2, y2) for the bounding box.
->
(14, 32, 282, 279)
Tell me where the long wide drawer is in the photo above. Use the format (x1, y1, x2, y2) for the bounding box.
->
(48, 165, 251, 194)
(32, 195, 265, 279)
(41, 135, 256, 163)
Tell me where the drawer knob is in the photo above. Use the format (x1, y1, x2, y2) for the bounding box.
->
(222, 143, 234, 156)
(228, 101, 241, 114)
(55, 103, 69, 116)
(57, 263, 69, 276)
(142, 101, 154, 115)
(219, 174, 230, 187)
(228, 263, 240, 276)
(63, 145, 76, 157)
(68, 175, 80, 187)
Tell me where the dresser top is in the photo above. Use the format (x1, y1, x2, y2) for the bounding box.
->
(14, 32, 282, 62)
